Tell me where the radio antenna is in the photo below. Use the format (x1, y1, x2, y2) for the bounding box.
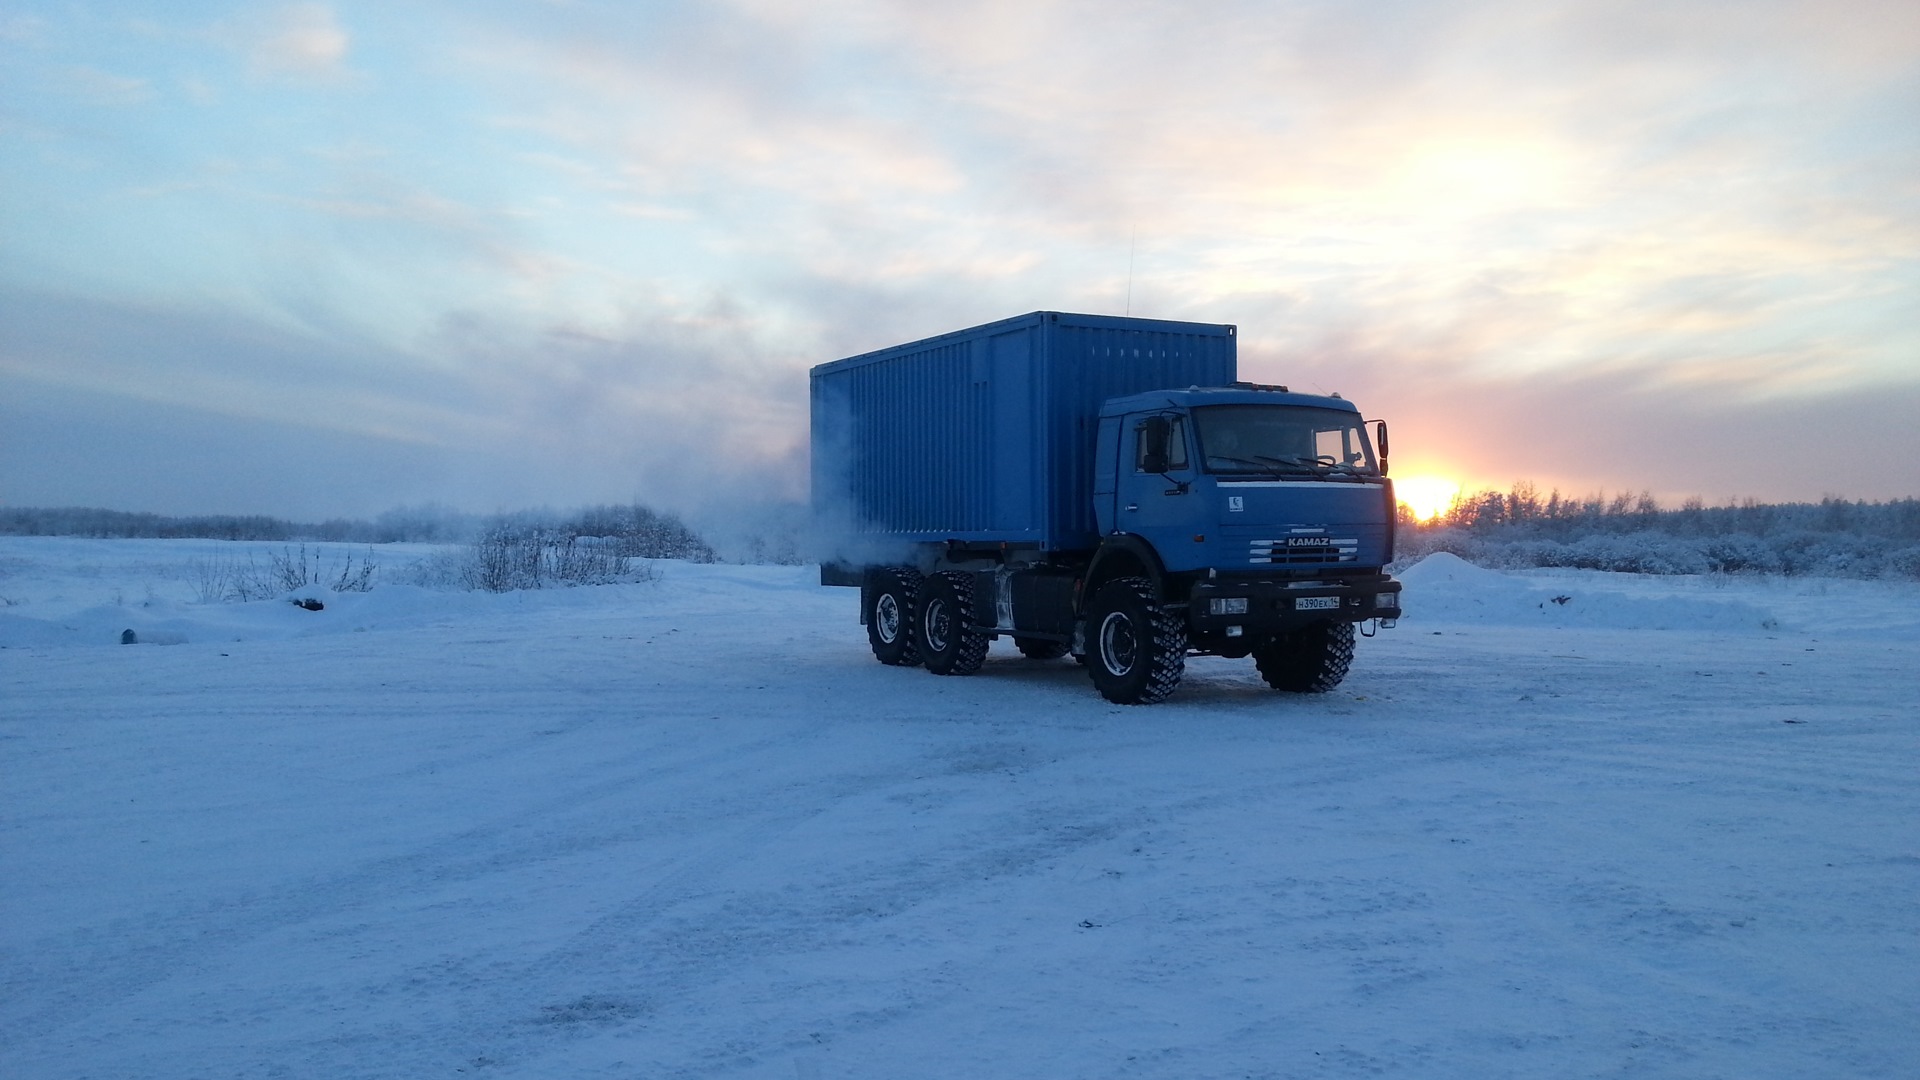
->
(1125, 226, 1136, 315)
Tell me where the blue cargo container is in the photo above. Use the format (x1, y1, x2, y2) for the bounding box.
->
(811, 311, 1236, 550)
(810, 311, 1401, 706)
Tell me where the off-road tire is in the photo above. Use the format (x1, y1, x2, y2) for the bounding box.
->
(865, 567, 923, 667)
(1253, 621, 1356, 692)
(1086, 577, 1186, 704)
(919, 572, 989, 676)
(1015, 638, 1071, 660)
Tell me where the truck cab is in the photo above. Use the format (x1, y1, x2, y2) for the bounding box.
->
(1098, 386, 1394, 570)
(1077, 385, 1401, 698)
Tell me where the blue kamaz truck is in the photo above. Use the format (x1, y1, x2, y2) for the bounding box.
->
(810, 311, 1401, 704)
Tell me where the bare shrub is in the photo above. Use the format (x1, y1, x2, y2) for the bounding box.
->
(188, 554, 238, 604)
(265, 544, 377, 592)
(186, 545, 378, 603)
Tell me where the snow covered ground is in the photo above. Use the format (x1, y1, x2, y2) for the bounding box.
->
(3, 538, 1916, 1079)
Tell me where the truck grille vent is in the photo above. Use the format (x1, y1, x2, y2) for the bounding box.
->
(1248, 538, 1359, 565)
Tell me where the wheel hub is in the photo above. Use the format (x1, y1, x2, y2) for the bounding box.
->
(1098, 611, 1138, 676)
(875, 594, 901, 643)
(924, 598, 950, 652)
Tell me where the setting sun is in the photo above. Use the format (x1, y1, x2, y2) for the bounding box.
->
(1395, 475, 1461, 522)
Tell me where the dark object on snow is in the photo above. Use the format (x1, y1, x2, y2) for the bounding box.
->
(1551, 595, 1572, 605)
(292, 597, 325, 611)
(120, 628, 188, 645)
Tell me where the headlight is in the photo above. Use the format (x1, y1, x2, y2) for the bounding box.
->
(1375, 592, 1401, 610)
(1209, 597, 1250, 616)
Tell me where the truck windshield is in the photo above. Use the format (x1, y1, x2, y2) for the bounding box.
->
(1192, 405, 1379, 478)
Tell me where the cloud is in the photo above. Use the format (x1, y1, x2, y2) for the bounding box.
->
(179, 76, 220, 106)
(0, 288, 487, 448)
(3, 0, 1915, 517)
(0, 13, 47, 45)
(445, 1, 1917, 314)
(0, 284, 813, 514)
(239, 4, 352, 81)
(63, 65, 153, 106)
(0, 376, 469, 520)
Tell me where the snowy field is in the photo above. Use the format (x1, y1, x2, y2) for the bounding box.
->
(3, 537, 1917, 1080)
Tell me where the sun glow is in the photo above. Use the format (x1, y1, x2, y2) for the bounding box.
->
(1395, 476, 1461, 522)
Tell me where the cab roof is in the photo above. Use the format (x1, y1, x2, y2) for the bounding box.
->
(1099, 384, 1361, 417)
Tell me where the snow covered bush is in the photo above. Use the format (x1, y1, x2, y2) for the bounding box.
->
(566, 504, 716, 562)
(405, 524, 659, 592)
(1525, 534, 1712, 575)
(1885, 546, 1920, 580)
(1698, 534, 1784, 575)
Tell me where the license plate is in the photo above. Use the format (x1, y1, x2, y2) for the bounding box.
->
(1294, 596, 1340, 610)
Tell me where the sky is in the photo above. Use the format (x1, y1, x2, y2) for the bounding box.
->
(2, 0, 1917, 522)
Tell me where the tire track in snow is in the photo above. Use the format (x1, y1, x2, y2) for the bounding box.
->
(262, 745, 1162, 1076)
(327, 691, 1725, 1077)
(0, 676, 896, 1052)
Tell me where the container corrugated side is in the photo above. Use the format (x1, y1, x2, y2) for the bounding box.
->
(811, 314, 1034, 546)
(811, 312, 1236, 551)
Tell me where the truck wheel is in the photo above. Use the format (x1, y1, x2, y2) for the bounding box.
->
(1086, 577, 1186, 704)
(1015, 638, 1071, 660)
(919, 572, 989, 676)
(865, 567, 923, 667)
(1253, 621, 1355, 692)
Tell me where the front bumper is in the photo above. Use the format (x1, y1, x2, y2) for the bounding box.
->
(1186, 572, 1401, 635)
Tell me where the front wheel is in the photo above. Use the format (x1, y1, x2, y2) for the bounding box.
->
(1085, 577, 1186, 704)
(1253, 621, 1355, 692)
(918, 572, 989, 676)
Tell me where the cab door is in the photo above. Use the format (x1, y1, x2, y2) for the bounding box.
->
(1116, 412, 1204, 571)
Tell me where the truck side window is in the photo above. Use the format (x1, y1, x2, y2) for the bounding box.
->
(1136, 415, 1190, 473)
(1167, 416, 1189, 470)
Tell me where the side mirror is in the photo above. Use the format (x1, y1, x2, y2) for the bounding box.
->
(1374, 420, 1390, 474)
(1138, 416, 1171, 474)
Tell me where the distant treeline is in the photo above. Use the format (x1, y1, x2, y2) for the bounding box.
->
(0, 503, 717, 562)
(1400, 485, 1920, 578)
(1, 506, 317, 541)
(0, 505, 463, 542)
(1416, 483, 1920, 540)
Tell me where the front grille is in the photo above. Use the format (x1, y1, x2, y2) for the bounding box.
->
(1248, 538, 1359, 565)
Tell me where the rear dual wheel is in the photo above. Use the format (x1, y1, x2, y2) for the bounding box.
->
(918, 572, 989, 676)
(865, 567, 922, 666)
